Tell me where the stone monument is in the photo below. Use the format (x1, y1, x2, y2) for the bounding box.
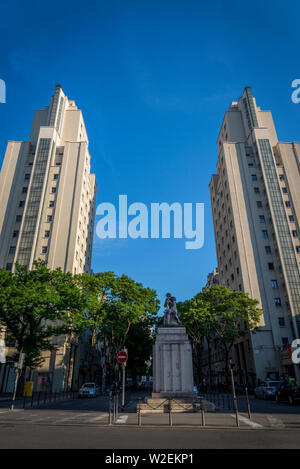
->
(139, 293, 215, 413)
(152, 293, 194, 397)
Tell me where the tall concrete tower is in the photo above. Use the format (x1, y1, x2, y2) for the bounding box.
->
(209, 87, 300, 383)
(0, 84, 96, 275)
(0, 86, 97, 392)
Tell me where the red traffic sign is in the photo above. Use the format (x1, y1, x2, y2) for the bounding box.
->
(117, 351, 128, 364)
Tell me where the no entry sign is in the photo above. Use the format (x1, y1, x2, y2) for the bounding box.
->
(117, 351, 128, 364)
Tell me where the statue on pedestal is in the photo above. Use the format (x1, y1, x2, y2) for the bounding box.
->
(163, 293, 181, 326)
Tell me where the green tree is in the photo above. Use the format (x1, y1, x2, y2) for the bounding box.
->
(0, 261, 87, 394)
(178, 297, 217, 388)
(125, 316, 155, 389)
(199, 286, 263, 388)
(75, 271, 116, 381)
(178, 286, 263, 389)
(98, 274, 159, 383)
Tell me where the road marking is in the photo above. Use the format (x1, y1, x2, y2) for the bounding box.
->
(267, 416, 285, 429)
(57, 413, 91, 423)
(231, 414, 263, 428)
(115, 415, 128, 424)
(86, 415, 107, 422)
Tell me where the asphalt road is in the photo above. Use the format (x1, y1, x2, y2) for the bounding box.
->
(0, 393, 299, 449)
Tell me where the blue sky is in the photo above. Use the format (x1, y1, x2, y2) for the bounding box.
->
(0, 0, 299, 311)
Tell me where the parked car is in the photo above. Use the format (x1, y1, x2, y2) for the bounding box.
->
(275, 382, 300, 405)
(254, 380, 281, 399)
(79, 382, 100, 398)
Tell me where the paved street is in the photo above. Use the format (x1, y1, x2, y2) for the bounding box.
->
(0, 393, 299, 448)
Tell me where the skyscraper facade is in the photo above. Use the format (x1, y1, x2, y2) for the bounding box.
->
(209, 87, 300, 384)
(0, 85, 97, 392)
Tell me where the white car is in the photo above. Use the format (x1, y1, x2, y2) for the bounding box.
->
(79, 382, 100, 398)
(254, 380, 281, 399)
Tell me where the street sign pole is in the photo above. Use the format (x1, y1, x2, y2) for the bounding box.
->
(122, 362, 126, 410)
(116, 350, 128, 411)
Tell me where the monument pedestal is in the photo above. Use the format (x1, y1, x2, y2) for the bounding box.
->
(139, 327, 199, 414)
(152, 327, 194, 396)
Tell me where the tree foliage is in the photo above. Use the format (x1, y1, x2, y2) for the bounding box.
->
(178, 285, 263, 386)
(0, 261, 87, 368)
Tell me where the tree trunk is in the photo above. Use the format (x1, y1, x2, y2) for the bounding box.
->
(90, 328, 96, 381)
(207, 339, 213, 390)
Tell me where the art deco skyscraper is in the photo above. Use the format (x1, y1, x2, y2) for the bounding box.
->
(0, 84, 96, 275)
(0, 85, 97, 392)
(209, 87, 300, 383)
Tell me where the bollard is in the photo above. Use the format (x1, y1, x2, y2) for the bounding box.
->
(115, 392, 119, 421)
(109, 397, 113, 425)
(169, 399, 173, 427)
(201, 398, 205, 427)
(31, 392, 34, 408)
(245, 386, 251, 420)
(138, 398, 142, 426)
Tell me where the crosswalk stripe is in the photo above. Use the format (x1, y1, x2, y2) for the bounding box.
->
(231, 414, 263, 428)
(115, 415, 128, 424)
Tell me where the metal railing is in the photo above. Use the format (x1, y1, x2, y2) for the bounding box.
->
(21, 390, 79, 409)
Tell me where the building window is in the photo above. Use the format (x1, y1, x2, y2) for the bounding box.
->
(16, 215, 22, 222)
(6, 263, 12, 271)
(254, 187, 260, 194)
(53, 174, 59, 180)
(22, 187, 28, 193)
(256, 201, 263, 208)
(9, 246, 16, 254)
(282, 337, 289, 347)
(271, 280, 278, 289)
(19, 201, 25, 208)
(44, 230, 50, 238)
(42, 246, 48, 254)
(51, 187, 56, 193)
(274, 298, 281, 306)
(268, 263, 274, 270)
(251, 174, 257, 181)
(289, 215, 294, 222)
(24, 174, 30, 180)
(265, 246, 271, 254)
(262, 230, 268, 238)
(279, 174, 284, 180)
(292, 230, 298, 237)
(47, 215, 52, 222)
(282, 187, 288, 194)
(285, 201, 291, 208)
(278, 317, 285, 327)
(49, 201, 54, 207)
(296, 246, 300, 253)
(259, 215, 265, 223)
(13, 230, 19, 238)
